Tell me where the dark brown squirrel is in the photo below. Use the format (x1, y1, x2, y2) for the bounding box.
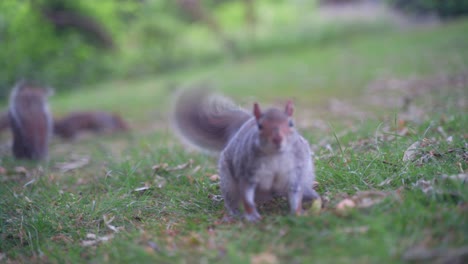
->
(8, 81, 53, 161)
(53, 111, 129, 139)
(173, 88, 319, 222)
(0, 111, 10, 133)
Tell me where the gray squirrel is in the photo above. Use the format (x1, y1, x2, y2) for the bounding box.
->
(8, 81, 53, 161)
(173, 88, 319, 222)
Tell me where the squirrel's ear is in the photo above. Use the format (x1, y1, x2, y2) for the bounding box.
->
(285, 100, 294, 116)
(253, 102, 262, 120)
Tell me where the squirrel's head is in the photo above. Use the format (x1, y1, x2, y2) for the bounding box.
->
(253, 101, 295, 153)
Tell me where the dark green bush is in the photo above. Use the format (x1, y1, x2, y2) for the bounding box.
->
(0, 1, 116, 99)
(387, 0, 468, 18)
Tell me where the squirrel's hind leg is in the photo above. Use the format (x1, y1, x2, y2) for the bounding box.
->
(219, 164, 242, 218)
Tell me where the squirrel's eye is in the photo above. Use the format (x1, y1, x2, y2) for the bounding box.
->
(289, 120, 294, 127)
(258, 123, 263, 130)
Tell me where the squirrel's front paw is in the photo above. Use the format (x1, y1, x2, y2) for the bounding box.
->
(244, 211, 262, 222)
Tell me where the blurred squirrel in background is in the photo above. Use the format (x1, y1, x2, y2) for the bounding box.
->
(173, 88, 319, 222)
(53, 111, 128, 139)
(8, 81, 53, 161)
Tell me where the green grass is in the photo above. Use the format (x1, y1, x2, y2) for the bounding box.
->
(1, 19, 467, 263)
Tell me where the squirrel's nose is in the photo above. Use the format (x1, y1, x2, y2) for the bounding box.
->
(272, 135, 282, 146)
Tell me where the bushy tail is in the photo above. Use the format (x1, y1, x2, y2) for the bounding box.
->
(172, 87, 251, 152)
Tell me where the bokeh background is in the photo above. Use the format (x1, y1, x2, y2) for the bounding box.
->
(2, 0, 467, 99)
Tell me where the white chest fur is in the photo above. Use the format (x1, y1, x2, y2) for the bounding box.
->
(254, 153, 295, 192)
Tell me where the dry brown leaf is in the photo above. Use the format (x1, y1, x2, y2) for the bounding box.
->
(336, 198, 356, 213)
(152, 163, 168, 171)
(209, 174, 220, 182)
(51, 234, 73, 244)
(251, 252, 279, 264)
(23, 178, 36, 188)
(191, 165, 201, 174)
(403, 141, 422, 162)
(312, 181, 319, 189)
(208, 194, 223, 202)
(14, 166, 28, 175)
(55, 156, 90, 173)
(103, 215, 123, 233)
(166, 159, 193, 171)
(378, 177, 393, 187)
(441, 173, 467, 182)
(152, 160, 194, 172)
(340, 226, 369, 234)
(154, 175, 167, 188)
(182, 232, 203, 247)
(81, 233, 114, 247)
(352, 191, 389, 208)
(134, 186, 151, 193)
(413, 179, 434, 194)
(403, 245, 468, 263)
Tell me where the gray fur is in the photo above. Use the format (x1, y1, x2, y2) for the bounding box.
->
(8, 81, 53, 161)
(173, 88, 319, 222)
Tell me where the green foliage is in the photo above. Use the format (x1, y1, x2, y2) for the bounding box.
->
(0, 0, 400, 101)
(0, 0, 117, 99)
(387, 0, 468, 18)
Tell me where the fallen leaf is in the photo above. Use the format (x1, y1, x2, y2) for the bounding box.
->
(81, 233, 114, 247)
(51, 234, 73, 244)
(166, 159, 193, 171)
(191, 165, 201, 174)
(103, 215, 123, 233)
(182, 232, 203, 247)
(312, 181, 319, 189)
(340, 226, 369, 234)
(403, 141, 422, 162)
(378, 177, 393, 187)
(403, 245, 468, 263)
(208, 194, 223, 202)
(23, 178, 36, 188)
(134, 186, 151, 193)
(251, 252, 278, 264)
(152, 160, 194, 172)
(441, 173, 467, 182)
(154, 175, 167, 188)
(152, 163, 168, 172)
(413, 179, 434, 194)
(352, 191, 389, 208)
(14, 166, 28, 175)
(209, 174, 220, 182)
(55, 156, 90, 173)
(336, 198, 356, 213)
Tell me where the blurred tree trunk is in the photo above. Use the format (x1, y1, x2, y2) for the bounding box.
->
(244, 0, 256, 26)
(32, 0, 114, 49)
(176, 0, 240, 58)
(243, 0, 256, 38)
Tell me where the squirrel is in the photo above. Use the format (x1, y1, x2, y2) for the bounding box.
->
(0, 111, 10, 134)
(8, 81, 54, 161)
(173, 88, 319, 222)
(53, 111, 129, 140)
